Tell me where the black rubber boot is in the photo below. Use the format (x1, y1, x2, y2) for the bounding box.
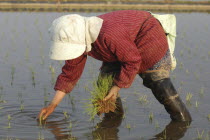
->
(143, 77, 192, 122)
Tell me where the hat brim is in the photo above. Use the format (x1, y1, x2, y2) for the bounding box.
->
(49, 41, 86, 60)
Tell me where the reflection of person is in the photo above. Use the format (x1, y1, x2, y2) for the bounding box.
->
(38, 10, 191, 122)
(37, 119, 76, 140)
(151, 121, 191, 140)
(92, 113, 123, 140)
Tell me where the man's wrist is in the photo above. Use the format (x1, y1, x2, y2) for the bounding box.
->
(113, 85, 120, 91)
(49, 102, 57, 109)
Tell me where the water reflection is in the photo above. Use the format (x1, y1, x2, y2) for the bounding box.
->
(38, 119, 77, 140)
(37, 115, 191, 140)
(151, 121, 191, 140)
(37, 115, 123, 140)
(92, 115, 123, 140)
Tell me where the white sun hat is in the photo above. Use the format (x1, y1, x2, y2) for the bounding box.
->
(49, 14, 103, 60)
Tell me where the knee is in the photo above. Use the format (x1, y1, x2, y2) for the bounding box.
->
(140, 70, 170, 88)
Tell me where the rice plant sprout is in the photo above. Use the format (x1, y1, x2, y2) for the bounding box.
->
(155, 121, 160, 129)
(208, 114, 210, 121)
(29, 67, 36, 87)
(149, 112, 154, 122)
(161, 129, 167, 140)
(67, 121, 74, 139)
(5, 114, 11, 129)
(38, 131, 44, 140)
(139, 95, 148, 104)
(195, 101, 199, 108)
(0, 86, 3, 102)
(18, 92, 24, 111)
(126, 123, 131, 131)
(85, 74, 116, 121)
(43, 87, 49, 106)
(185, 69, 190, 75)
(67, 94, 75, 112)
(196, 129, 205, 140)
(186, 92, 193, 103)
(11, 64, 15, 86)
(63, 110, 70, 119)
(199, 87, 204, 95)
(0, 86, 6, 104)
(49, 65, 55, 85)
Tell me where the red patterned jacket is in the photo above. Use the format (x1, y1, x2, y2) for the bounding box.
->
(54, 10, 168, 93)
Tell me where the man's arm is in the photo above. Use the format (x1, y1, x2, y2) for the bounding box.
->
(103, 26, 141, 101)
(38, 54, 87, 120)
(38, 90, 65, 120)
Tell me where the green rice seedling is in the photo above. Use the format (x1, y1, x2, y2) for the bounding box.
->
(208, 114, 210, 121)
(155, 121, 160, 129)
(38, 131, 44, 140)
(185, 121, 191, 128)
(43, 87, 49, 106)
(18, 92, 22, 101)
(185, 69, 190, 75)
(186, 92, 193, 102)
(139, 95, 148, 104)
(20, 103, 24, 112)
(199, 87, 204, 95)
(68, 94, 75, 112)
(126, 123, 131, 131)
(38, 116, 47, 127)
(68, 121, 72, 130)
(149, 112, 154, 122)
(206, 133, 210, 140)
(29, 67, 36, 87)
(179, 62, 183, 69)
(18, 92, 24, 111)
(11, 65, 15, 86)
(195, 101, 199, 108)
(92, 132, 102, 140)
(122, 114, 126, 119)
(180, 81, 184, 86)
(66, 137, 77, 140)
(0, 100, 6, 104)
(5, 114, 11, 129)
(63, 111, 70, 119)
(49, 65, 55, 85)
(161, 129, 167, 140)
(84, 85, 91, 92)
(85, 75, 116, 121)
(196, 129, 205, 140)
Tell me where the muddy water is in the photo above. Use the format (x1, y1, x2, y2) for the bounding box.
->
(0, 12, 209, 139)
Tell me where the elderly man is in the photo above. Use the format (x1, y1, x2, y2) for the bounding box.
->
(38, 10, 191, 122)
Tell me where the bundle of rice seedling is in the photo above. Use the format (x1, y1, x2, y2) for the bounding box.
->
(85, 74, 116, 120)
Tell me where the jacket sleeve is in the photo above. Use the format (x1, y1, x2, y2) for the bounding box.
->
(54, 54, 87, 93)
(105, 28, 141, 88)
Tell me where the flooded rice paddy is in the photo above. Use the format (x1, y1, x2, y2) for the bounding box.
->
(0, 12, 209, 140)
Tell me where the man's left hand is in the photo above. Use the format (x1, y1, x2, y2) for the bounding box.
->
(104, 85, 120, 102)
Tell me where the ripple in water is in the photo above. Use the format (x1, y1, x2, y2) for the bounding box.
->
(0, 103, 91, 139)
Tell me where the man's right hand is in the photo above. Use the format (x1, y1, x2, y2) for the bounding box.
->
(38, 103, 57, 120)
(37, 90, 66, 120)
